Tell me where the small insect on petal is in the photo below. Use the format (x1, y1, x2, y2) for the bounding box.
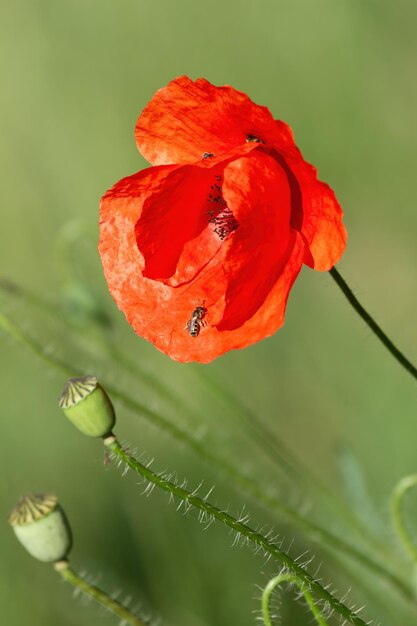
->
(246, 134, 265, 143)
(185, 303, 208, 338)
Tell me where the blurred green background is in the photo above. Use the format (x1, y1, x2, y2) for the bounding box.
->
(1, 1, 417, 625)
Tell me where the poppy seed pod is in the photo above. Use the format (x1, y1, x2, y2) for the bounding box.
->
(59, 376, 116, 438)
(9, 493, 72, 563)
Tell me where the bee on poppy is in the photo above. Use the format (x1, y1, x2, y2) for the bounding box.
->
(185, 304, 207, 338)
(246, 134, 265, 143)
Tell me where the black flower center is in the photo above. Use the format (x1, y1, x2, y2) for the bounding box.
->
(207, 174, 239, 241)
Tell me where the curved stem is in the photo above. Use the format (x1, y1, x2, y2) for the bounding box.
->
(262, 572, 329, 626)
(391, 474, 417, 565)
(329, 267, 417, 382)
(0, 311, 413, 604)
(0, 276, 404, 564)
(105, 436, 368, 626)
(54, 560, 147, 626)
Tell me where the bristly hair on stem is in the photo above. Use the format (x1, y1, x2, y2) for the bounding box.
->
(54, 560, 150, 626)
(0, 311, 413, 605)
(103, 435, 370, 626)
(261, 571, 329, 626)
(0, 277, 392, 548)
(0, 274, 412, 579)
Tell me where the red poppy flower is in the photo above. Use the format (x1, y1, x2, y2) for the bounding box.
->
(99, 76, 346, 363)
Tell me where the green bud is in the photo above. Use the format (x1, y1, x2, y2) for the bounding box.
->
(59, 376, 116, 437)
(9, 493, 72, 563)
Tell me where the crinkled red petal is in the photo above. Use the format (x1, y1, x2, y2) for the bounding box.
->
(99, 152, 304, 363)
(134, 76, 345, 269)
(134, 152, 247, 287)
(271, 122, 347, 271)
(217, 151, 293, 330)
(135, 76, 292, 166)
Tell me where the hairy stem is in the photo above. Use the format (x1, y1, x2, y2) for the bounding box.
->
(391, 474, 417, 566)
(0, 278, 402, 565)
(104, 436, 368, 626)
(0, 311, 412, 604)
(262, 572, 329, 626)
(329, 267, 417, 382)
(54, 560, 147, 625)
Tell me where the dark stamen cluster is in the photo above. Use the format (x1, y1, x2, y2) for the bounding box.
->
(207, 174, 239, 240)
(210, 208, 239, 241)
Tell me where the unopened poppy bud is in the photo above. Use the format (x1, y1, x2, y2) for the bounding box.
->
(59, 376, 115, 438)
(9, 493, 72, 563)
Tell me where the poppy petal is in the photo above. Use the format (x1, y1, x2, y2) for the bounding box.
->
(99, 163, 179, 303)
(135, 160, 235, 287)
(271, 125, 347, 271)
(135, 76, 284, 166)
(217, 150, 294, 330)
(299, 174, 347, 271)
(99, 155, 304, 363)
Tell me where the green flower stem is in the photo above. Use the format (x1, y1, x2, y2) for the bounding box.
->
(0, 311, 412, 604)
(0, 286, 394, 536)
(0, 279, 400, 570)
(262, 573, 329, 626)
(54, 560, 147, 626)
(104, 436, 367, 626)
(330, 267, 417, 382)
(391, 474, 417, 565)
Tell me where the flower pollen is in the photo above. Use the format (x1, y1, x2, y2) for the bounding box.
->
(207, 173, 239, 240)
